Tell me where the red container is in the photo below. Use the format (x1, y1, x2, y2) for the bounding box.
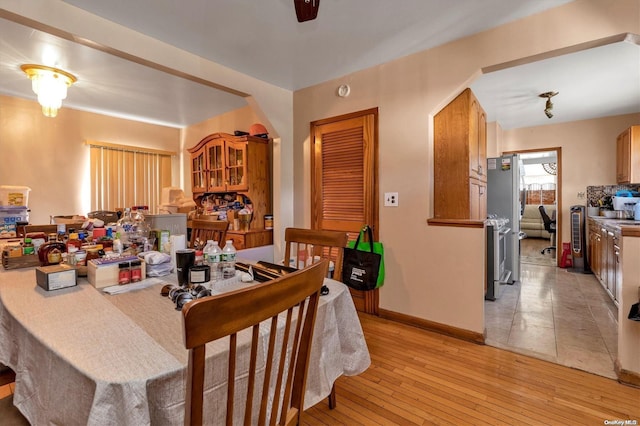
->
(560, 242, 572, 268)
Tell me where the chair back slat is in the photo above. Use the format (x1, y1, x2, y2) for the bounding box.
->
(258, 316, 279, 425)
(226, 333, 237, 426)
(244, 326, 260, 425)
(182, 260, 328, 426)
(284, 228, 348, 280)
(269, 307, 295, 426)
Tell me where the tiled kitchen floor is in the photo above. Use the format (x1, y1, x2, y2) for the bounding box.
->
(485, 238, 619, 379)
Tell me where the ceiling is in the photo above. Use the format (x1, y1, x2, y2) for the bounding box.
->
(0, 0, 638, 129)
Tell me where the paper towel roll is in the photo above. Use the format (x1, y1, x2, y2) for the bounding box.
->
(170, 234, 186, 265)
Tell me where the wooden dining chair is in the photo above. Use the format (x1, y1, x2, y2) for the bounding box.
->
(189, 219, 229, 249)
(283, 227, 348, 410)
(182, 260, 328, 426)
(283, 227, 348, 281)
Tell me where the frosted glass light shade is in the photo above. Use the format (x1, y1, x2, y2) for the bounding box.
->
(21, 64, 77, 118)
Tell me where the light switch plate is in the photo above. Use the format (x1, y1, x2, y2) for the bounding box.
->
(384, 192, 399, 207)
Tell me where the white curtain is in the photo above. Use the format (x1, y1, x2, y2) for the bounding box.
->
(89, 143, 173, 213)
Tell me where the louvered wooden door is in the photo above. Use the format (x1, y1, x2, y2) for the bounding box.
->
(311, 108, 379, 314)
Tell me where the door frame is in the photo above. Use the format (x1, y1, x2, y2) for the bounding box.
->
(505, 147, 562, 266)
(309, 108, 379, 238)
(310, 108, 380, 314)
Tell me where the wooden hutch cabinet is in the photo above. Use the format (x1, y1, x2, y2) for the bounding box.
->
(434, 88, 487, 219)
(188, 133, 272, 248)
(616, 125, 640, 184)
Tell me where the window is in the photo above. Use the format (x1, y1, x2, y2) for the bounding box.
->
(88, 140, 174, 212)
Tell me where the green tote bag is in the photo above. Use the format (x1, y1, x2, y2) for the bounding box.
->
(342, 225, 385, 290)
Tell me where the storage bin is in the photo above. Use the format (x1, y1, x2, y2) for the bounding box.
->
(0, 206, 29, 238)
(0, 186, 31, 207)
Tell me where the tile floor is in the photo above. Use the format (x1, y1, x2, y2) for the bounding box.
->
(485, 238, 619, 379)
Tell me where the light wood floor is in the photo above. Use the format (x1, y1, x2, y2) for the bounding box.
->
(305, 313, 640, 425)
(2, 312, 638, 425)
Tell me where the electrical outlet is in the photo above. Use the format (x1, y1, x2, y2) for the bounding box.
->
(384, 192, 399, 207)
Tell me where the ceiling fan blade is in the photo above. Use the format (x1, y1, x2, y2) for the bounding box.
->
(294, 0, 320, 22)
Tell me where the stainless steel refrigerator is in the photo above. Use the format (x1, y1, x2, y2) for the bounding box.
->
(487, 154, 521, 285)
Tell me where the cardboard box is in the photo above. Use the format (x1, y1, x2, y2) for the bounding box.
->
(88, 257, 146, 289)
(36, 264, 77, 291)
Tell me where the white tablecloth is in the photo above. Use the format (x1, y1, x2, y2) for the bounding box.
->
(0, 268, 370, 425)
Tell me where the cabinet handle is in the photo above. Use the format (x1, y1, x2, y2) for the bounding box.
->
(479, 186, 485, 195)
(478, 165, 483, 176)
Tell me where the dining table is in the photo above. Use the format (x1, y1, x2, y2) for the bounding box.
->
(0, 264, 370, 425)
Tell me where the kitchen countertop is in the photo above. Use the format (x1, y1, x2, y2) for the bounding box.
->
(588, 216, 640, 237)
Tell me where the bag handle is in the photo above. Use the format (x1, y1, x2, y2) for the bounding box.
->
(353, 225, 375, 253)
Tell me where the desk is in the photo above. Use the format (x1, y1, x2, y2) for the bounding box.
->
(0, 268, 370, 425)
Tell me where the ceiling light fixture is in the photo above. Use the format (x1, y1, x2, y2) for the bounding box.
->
(21, 64, 77, 118)
(539, 91, 558, 119)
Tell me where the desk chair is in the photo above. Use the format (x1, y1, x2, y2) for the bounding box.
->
(283, 227, 348, 410)
(182, 260, 328, 426)
(538, 205, 556, 255)
(189, 219, 229, 249)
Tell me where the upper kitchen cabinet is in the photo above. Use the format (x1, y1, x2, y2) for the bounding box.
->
(201, 137, 249, 192)
(190, 145, 207, 193)
(188, 133, 269, 194)
(616, 125, 640, 184)
(433, 88, 487, 220)
(188, 133, 271, 228)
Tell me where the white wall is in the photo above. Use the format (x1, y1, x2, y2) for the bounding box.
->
(293, 0, 640, 334)
(0, 95, 180, 224)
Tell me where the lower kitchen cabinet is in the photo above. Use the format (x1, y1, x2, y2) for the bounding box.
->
(588, 221, 601, 280)
(613, 241, 621, 303)
(587, 218, 620, 306)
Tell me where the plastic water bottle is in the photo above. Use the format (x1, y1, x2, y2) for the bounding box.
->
(202, 239, 214, 265)
(113, 232, 123, 255)
(203, 240, 214, 261)
(221, 240, 237, 279)
(204, 240, 222, 281)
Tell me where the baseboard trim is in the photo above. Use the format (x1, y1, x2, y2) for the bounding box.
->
(615, 359, 640, 388)
(378, 308, 485, 344)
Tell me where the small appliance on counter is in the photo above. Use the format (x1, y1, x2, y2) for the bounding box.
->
(612, 190, 640, 219)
